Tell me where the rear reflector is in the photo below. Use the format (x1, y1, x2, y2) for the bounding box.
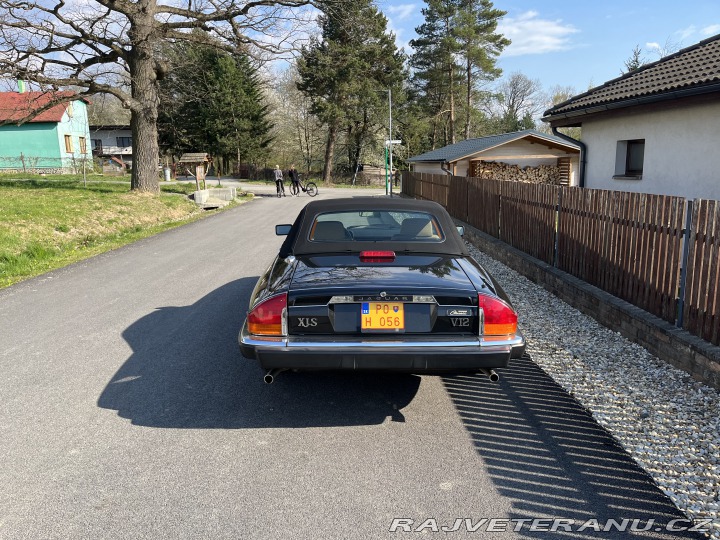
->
(478, 294, 518, 336)
(360, 250, 395, 262)
(248, 293, 288, 336)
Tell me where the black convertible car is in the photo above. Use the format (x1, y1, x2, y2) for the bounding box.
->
(239, 198, 525, 383)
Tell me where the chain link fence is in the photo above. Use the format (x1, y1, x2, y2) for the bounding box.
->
(0, 154, 104, 175)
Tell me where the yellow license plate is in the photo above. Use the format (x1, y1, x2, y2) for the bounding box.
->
(361, 302, 405, 330)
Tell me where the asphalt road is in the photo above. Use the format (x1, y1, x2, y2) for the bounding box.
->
(0, 187, 704, 540)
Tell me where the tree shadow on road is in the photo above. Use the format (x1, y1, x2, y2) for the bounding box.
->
(442, 356, 705, 540)
(97, 278, 420, 428)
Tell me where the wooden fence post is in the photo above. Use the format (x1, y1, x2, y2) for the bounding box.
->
(677, 199, 694, 328)
(554, 187, 562, 268)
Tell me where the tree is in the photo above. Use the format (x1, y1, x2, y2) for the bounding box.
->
(623, 44, 646, 73)
(623, 38, 683, 75)
(647, 37, 682, 59)
(493, 72, 543, 132)
(409, 0, 461, 146)
(452, 0, 508, 139)
(297, 0, 405, 183)
(87, 94, 131, 126)
(269, 67, 327, 176)
(409, 0, 507, 147)
(0, 0, 314, 192)
(538, 84, 581, 140)
(157, 42, 273, 175)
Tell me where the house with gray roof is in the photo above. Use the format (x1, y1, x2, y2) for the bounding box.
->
(407, 129, 581, 186)
(543, 33, 720, 200)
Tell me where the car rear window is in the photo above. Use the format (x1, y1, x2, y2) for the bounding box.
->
(309, 210, 445, 242)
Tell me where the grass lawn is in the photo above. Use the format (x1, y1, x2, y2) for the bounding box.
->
(0, 176, 249, 288)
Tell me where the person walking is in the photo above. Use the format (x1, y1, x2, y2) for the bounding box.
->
(288, 164, 300, 196)
(274, 165, 285, 197)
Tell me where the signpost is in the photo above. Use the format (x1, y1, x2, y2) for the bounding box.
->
(385, 139, 401, 197)
(381, 88, 401, 197)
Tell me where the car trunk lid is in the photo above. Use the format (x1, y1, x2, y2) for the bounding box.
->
(287, 254, 480, 336)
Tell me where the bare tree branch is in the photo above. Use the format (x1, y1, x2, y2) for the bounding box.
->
(0, 0, 330, 191)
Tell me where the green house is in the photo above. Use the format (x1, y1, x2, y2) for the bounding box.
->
(0, 91, 92, 174)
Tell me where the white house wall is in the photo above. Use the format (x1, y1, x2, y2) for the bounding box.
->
(582, 100, 720, 200)
(412, 162, 446, 175)
(89, 127, 133, 159)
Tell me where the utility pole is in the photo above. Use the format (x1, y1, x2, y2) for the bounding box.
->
(387, 88, 392, 197)
(383, 89, 401, 197)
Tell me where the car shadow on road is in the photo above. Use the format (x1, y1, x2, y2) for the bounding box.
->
(97, 278, 420, 428)
(442, 355, 704, 540)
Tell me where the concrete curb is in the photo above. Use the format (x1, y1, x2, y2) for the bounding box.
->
(192, 187, 238, 209)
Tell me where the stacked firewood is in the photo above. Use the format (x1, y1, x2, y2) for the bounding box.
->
(470, 160, 562, 185)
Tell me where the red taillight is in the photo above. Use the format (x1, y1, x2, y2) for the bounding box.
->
(478, 294, 518, 336)
(360, 250, 395, 263)
(248, 293, 287, 336)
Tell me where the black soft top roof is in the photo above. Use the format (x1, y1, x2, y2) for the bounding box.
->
(280, 197, 470, 257)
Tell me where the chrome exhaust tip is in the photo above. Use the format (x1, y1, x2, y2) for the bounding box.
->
(480, 368, 500, 382)
(264, 368, 282, 384)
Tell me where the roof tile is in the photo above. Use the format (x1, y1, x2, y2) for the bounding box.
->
(407, 129, 579, 163)
(545, 33, 720, 118)
(0, 91, 84, 123)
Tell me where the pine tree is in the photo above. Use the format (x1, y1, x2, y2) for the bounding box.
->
(410, 0, 508, 147)
(298, 0, 405, 183)
(158, 42, 273, 175)
(623, 45, 645, 73)
(452, 0, 509, 139)
(409, 0, 459, 147)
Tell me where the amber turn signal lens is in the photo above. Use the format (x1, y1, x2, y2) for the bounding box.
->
(248, 293, 288, 336)
(478, 294, 518, 336)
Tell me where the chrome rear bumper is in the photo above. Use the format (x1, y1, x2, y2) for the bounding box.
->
(239, 322, 525, 371)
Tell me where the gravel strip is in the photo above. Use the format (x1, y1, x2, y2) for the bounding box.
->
(467, 242, 720, 539)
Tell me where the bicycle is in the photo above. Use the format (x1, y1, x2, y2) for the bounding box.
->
(289, 175, 318, 197)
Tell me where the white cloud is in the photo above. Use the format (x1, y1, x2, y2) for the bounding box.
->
(666, 23, 720, 43)
(498, 11, 579, 57)
(386, 3, 416, 21)
(676, 25, 697, 41)
(387, 23, 412, 54)
(646, 42, 661, 51)
(384, 5, 416, 53)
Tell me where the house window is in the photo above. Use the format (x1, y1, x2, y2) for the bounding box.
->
(626, 140, 645, 175)
(64, 135, 73, 153)
(79, 137, 87, 154)
(614, 139, 645, 179)
(117, 136, 132, 147)
(91, 139, 102, 150)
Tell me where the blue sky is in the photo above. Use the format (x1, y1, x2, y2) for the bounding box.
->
(377, 0, 720, 93)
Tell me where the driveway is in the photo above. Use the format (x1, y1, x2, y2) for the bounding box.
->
(0, 187, 702, 539)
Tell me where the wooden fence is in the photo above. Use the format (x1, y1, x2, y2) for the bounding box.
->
(684, 200, 720, 344)
(406, 172, 450, 207)
(556, 189, 685, 324)
(402, 171, 720, 346)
